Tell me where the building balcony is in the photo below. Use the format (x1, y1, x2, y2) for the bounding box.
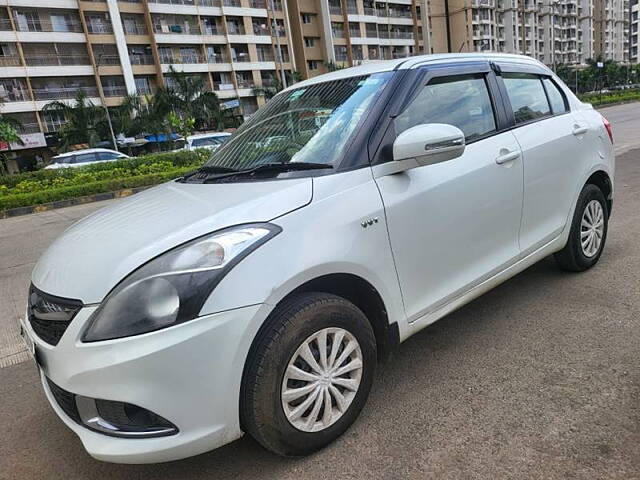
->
(250, 0, 267, 7)
(388, 10, 412, 18)
(253, 26, 270, 35)
(14, 19, 83, 33)
(0, 56, 21, 67)
(86, 22, 113, 34)
(222, 0, 241, 6)
(227, 26, 246, 35)
(103, 85, 127, 97)
(256, 52, 274, 61)
(159, 53, 205, 64)
(330, 5, 342, 15)
(363, 7, 376, 15)
(129, 53, 155, 65)
(96, 54, 120, 65)
(148, 0, 220, 5)
(208, 53, 229, 63)
(0, 19, 12, 31)
(24, 55, 91, 66)
(236, 79, 255, 89)
(19, 123, 41, 134)
(123, 23, 147, 35)
(32, 86, 99, 100)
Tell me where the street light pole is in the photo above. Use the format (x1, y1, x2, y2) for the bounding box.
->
(96, 54, 119, 151)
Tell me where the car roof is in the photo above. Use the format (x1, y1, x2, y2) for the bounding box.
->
(284, 53, 550, 92)
(52, 148, 121, 159)
(187, 133, 231, 141)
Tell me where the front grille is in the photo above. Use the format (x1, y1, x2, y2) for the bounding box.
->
(28, 285, 82, 346)
(46, 378, 81, 424)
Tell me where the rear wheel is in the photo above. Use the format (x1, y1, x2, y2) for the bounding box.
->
(241, 293, 376, 456)
(555, 183, 609, 272)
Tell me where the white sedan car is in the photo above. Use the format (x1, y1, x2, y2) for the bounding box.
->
(45, 148, 129, 169)
(184, 133, 231, 151)
(24, 53, 614, 463)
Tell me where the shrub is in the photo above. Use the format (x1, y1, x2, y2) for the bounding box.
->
(0, 149, 210, 211)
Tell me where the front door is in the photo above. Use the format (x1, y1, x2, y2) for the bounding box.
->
(374, 69, 524, 322)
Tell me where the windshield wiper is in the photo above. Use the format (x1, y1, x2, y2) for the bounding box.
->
(180, 164, 240, 182)
(203, 162, 333, 183)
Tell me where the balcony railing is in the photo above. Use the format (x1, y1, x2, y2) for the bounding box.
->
(329, 5, 342, 15)
(208, 53, 229, 63)
(129, 53, 155, 65)
(227, 26, 245, 34)
(148, 0, 221, 4)
(236, 79, 254, 89)
(253, 26, 270, 35)
(0, 88, 29, 102)
(232, 53, 250, 62)
(0, 56, 21, 67)
(0, 19, 12, 31)
(349, 28, 361, 37)
(154, 23, 201, 34)
(159, 53, 204, 64)
(103, 85, 127, 97)
(96, 54, 120, 65)
(223, 0, 241, 6)
(123, 23, 147, 35)
(363, 7, 376, 15)
(33, 86, 99, 100)
(256, 52, 274, 61)
(14, 18, 83, 33)
(19, 123, 41, 134)
(86, 22, 113, 34)
(332, 29, 345, 38)
(202, 24, 220, 34)
(389, 10, 412, 18)
(250, 0, 266, 7)
(24, 54, 90, 66)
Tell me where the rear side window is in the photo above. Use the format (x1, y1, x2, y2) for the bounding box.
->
(502, 73, 551, 124)
(542, 78, 568, 114)
(97, 152, 121, 160)
(72, 153, 96, 164)
(395, 74, 497, 142)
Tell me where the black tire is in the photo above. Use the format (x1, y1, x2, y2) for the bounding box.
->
(240, 292, 377, 456)
(555, 183, 609, 272)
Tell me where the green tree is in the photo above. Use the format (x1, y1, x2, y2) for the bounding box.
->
(165, 66, 222, 130)
(0, 100, 23, 174)
(43, 90, 105, 150)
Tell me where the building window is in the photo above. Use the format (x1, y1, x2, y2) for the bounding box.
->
(304, 36, 316, 47)
(301, 13, 314, 24)
(307, 60, 319, 70)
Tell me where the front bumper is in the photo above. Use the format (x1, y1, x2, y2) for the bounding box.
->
(25, 303, 270, 464)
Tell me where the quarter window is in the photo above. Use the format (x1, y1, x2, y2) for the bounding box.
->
(502, 73, 551, 124)
(395, 74, 497, 141)
(542, 78, 568, 114)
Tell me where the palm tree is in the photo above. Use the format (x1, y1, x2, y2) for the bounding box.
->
(43, 90, 105, 150)
(165, 66, 221, 131)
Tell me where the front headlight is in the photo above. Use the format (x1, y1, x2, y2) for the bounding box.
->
(82, 223, 281, 342)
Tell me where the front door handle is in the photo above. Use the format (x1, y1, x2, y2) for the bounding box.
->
(495, 150, 520, 165)
(573, 125, 588, 136)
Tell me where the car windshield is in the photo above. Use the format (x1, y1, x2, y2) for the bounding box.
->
(203, 72, 393, 171)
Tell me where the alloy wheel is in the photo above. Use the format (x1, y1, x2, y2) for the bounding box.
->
(580, 199, 604, 258)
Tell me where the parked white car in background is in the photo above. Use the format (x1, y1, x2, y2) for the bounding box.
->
(184, 132, 231, 151)
(23, 54, 614, 464)
(44, 148, 129, 169)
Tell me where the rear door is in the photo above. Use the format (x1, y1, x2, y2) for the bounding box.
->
(373, 64, 524, 322)
(496, 66, 589, 252)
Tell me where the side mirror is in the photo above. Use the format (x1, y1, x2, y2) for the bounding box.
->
(393, 123, 465, 167)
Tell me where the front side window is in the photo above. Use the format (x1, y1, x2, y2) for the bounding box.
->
(395, 74, 496, 142)
(543, 78, 568, 115)
(502, 73, 551, 124)
(192, 137, 223, 147)
(203, 72, 393, 172)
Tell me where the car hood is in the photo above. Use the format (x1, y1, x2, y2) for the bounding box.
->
(32, 178, 312, 304)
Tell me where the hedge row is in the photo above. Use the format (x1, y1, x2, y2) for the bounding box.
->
(580, 89, 640, 107)
(0, 150, 209, 189)
(0, 168, 194, 211)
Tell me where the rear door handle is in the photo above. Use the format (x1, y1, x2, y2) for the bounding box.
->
(573, 125, 588, 136)
(495, 150, 520, 165)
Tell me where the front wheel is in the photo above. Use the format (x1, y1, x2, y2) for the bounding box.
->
(555, 183, 609, 272)
(240, 293, 376, 456)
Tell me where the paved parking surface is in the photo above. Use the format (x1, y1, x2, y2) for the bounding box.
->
(0, 103, 639, 479)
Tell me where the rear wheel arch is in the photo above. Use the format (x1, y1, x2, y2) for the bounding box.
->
(586, 170, 612, 214)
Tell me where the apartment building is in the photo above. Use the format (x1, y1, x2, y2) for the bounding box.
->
(0, 0, 631, 168)
(0, 0, 296, 165)
(630, 0, 638, 62)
